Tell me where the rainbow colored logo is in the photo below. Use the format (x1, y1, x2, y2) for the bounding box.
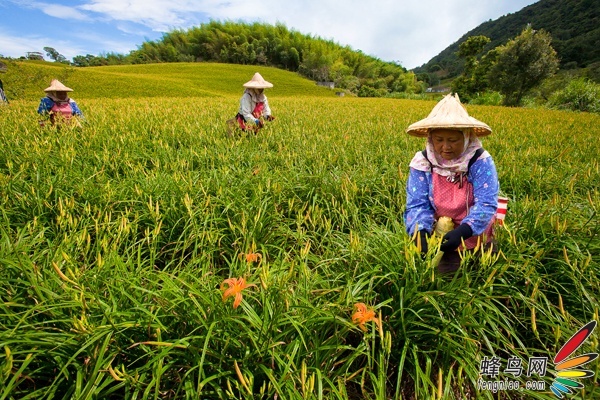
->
(550, 320, 597, 398)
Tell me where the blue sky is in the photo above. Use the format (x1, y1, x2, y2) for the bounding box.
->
(1, 0, 538, 69)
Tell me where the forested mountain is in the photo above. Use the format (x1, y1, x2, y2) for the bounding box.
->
(414, 0, 599, 78)
(73, 21, 420, 97)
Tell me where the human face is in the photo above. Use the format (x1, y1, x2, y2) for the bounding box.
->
(55, 91, 68, 101)
(430, 129, 465, 160)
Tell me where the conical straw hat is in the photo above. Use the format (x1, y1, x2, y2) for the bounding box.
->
(243, 72, 273, 89)
(44, 79, 73, 92)
(406, 93, 491, 137)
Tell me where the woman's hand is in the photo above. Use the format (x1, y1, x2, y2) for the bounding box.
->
(440, 224, 473, 252)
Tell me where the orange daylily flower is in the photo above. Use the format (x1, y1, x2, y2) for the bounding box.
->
(238, 252, 262, 263)
(221, 277, 256, 309)
(352, 303, 381, 332)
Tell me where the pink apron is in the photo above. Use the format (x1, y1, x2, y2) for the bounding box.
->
(50, 102, 73, 125)
(237, 102, 265, 130)
(433, 173, 494, 250)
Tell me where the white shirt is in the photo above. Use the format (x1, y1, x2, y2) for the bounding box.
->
(238, 89, 271, 121)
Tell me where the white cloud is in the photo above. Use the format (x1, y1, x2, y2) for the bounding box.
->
(64, 30, 143, 57)
(37, 3, 90, 21)
(0, 28, 134, 60)
(79, 0, 213, 31)
(10, 0, 91, 21)
(0, 30, 85, 59)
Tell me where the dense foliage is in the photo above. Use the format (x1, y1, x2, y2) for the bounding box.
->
(487, 27, 559, 106)
(1, 62, 599, 399)
(452, 27, 560, 106)
(449, 36, 492, 102)
(415, 0, 600, 79)
(547, 77, 600, 113)
(71, 21, 421, 97)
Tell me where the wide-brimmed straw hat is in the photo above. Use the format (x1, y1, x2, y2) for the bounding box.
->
(44, 79, 73, 92)
(406, 93, 491, 137)
(243, 72, 273, 89)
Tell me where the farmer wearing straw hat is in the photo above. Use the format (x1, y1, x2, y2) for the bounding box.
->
(403, 93, 499, 273)
(37, 79, 84, 127)
(0, 61, 8, 104)
(230, 72, 275, 133)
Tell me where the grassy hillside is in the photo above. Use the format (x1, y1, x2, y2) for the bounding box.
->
(0, 60, 337, 101)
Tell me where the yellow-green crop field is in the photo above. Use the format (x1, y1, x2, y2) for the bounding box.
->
(1, 61, 599, 399)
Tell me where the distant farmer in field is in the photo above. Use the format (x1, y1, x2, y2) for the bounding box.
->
(0, 61, 8, 104)
(228, 72, 275, 134)
(404, 93, 499, 273)
(37, 79, 84, 127)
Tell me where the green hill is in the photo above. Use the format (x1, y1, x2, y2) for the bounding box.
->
(69, 21, 418, 97)
(415, 0, 600, 78)
(1, 60, 337, 101)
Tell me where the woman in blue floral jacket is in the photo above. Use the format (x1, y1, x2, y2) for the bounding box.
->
(37, 79, 84, 126)
(404, 94, 499, 273)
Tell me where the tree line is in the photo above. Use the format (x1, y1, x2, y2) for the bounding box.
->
(451, 26, 559, 106)
(71, 21, 422, 97)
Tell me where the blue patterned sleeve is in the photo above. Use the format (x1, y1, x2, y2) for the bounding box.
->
(37, 97, 53, 115)
(463, 156, 499, 235)
(404, 167, 435, 236)
(70, 100, 84, 117)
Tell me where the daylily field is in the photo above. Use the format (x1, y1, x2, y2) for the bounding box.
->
(1, 62, 599, 399)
